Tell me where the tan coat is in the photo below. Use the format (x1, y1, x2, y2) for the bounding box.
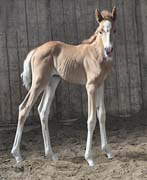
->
(11, 7, 116, 167)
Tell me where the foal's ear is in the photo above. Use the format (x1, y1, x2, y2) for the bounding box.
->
(112, 6, 116, 21)
(95, 9, 103, 23)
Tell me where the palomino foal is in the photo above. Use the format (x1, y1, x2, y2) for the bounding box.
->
(11, 7, 116, 166)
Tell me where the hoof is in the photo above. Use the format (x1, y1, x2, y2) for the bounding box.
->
(16, 157, 23, 164)
(11, 149, 23, 163)
(86, 158, 95, 167)
(107, 152, 114, 159)
(45, 152, 58, 162)
(102, 144, 114, 159)
(52, 153, 58, 162)
(85, 153, 95, 167)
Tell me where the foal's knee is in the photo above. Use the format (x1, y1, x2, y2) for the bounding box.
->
(18, 105, 27, 124)
(38, 109, 49, 127)
(39, 111, 47, 121)
(18, 101, 32, 123)
(86, 84, 96, 95)
(38, 105, 42, 116)
(87, 118, 97, 132)
(97, 107, 106, 123)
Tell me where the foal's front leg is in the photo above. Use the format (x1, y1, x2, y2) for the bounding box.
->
(85, 84, 97, 166)
(96, 83, 113, 159)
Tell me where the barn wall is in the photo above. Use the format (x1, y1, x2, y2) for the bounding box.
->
(0, 0, 147, 125)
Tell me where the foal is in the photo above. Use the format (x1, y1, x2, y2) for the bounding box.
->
(11, 7, 116, 166)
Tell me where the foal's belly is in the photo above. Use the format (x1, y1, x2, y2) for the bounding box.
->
(53, 57, 87, 84)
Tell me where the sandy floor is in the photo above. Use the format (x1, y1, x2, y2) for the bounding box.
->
(1, 112, 147, 180)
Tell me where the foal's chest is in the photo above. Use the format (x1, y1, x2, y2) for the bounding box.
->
(96, 61, 112, 85)
(85, 59, 112, 87)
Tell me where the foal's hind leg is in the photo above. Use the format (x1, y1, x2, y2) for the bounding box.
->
(38, 76, 60, 161)
(11, 83, 44, 163)
(11, 53, 54, 163)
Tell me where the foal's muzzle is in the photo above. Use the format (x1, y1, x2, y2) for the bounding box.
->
(105, 47, 113, 57)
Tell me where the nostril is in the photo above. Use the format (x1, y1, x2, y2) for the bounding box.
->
(105, 47, 113, 56)
(105, 48, 109, 54)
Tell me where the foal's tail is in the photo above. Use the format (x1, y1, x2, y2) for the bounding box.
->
(21, 49, 36, 90)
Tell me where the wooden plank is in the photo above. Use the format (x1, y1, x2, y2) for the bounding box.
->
(98, 0, 112, 10)
(0, 0, 7, 32)
(75, 0, 88, 42)
(140, 0, 147, 108)
(135, 0, 145, 110)
(36, 0, 52, 44)
(62, 0, 77, 44)
(123, 0, 142, 113)
(50, 0, 65, 42)
(0, 33, 12, 123)
(25, 0, 39, 49)
(86, 0, 98, 37)
(7, 32, 21, 123)
(15, 0, 28, 49)
(6, 0, 18, 32)
(110, 0, 130, 115)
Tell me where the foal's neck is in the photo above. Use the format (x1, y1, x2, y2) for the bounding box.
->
(91, 35, 105, 62)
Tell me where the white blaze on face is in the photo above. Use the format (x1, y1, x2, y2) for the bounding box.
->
(103, 20, 112, 59)
(103, 20, 112, 48)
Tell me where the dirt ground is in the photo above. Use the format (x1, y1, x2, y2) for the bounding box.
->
(1, 112, 147, 180)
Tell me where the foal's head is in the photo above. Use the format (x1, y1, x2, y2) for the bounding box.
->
(95, 7, 117, 58)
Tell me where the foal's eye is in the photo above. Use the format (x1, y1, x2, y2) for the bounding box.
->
(99, 31, 102, 34)
(113, 29, 116, 33)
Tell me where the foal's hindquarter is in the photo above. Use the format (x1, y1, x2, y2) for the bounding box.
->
(11, 9, 116, 165)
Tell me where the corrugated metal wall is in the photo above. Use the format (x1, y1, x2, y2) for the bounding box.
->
(0, 0, 147, 125)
